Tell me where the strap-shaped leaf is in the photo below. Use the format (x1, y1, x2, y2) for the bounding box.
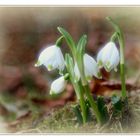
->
(65, 53, 81, 99)
(85, 99, 93, 122)
(111, 94, 122, 111)
(77, 34, 87, 56)
(75, 35, 87, 85)
(72, 105, 83, 124)
(76, 34, 87, 68)
(57, 27, 76, 56)
(106, 17, 121, 34)
(55, 36, 64, 47)
(97, 96, 109, 124)
(65, 53, 74, 78)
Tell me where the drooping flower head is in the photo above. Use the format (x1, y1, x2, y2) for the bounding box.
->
(50, 76, 67, 95)
(35, 45, 65, 72)
(74, 53, 102, 82)
(97, 42, 120, 72)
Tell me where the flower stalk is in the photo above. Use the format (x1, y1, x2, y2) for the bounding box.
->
(65, 54, 87, 123)
(106, 17, 127, 99)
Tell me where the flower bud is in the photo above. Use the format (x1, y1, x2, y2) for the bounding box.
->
(50, 76, 67, 95)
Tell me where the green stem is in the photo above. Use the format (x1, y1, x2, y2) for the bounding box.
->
(118, 35, 127, 99)
(110, 32, 118, 42)
(72, 82, 87, 124)
(79, 93, 87, 124)
(120, 63, 126, 98)
(55, 36, 64, 47)
(84, 84, 102, 124)
(65, 54, 87, 124)
(77, 62, 87, 86)
(107, 17, 127, 99)
(78, 82, 87, 123)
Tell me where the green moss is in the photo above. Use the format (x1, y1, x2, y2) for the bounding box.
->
(11, 94, 140, 133)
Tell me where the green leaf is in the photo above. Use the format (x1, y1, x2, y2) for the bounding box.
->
(111, 94, 120, 105)
(75, 35, 88, 85)
(76, 35, 87, 64)
(72, 105, 83, 124)
(77, 34, 87, 55)
(85, 99, 93, 122)
(65, 53, 74, 77)
(55, 36, 64, 47)
(97, 96, 109, 124)
(57, 27, 76, 56)
(65, 53, 81, 99)
(111, 94, 123, 114)
(106, 17, 121, 34)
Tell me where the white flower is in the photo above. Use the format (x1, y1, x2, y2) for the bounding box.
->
(74, 53, 101, 82)
(50, 76, 67, 95)
(97, 42, 120, 72)
(35, 45, 65, 72)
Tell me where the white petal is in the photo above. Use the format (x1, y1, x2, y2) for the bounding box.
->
(56, 48, 65, 71)
(36, 45, 65, 71)
(84, 54, 101, 81)
(74, 54, 102, 82)
(97, 42, 120, 72)
(103, 42, 119, 71)
(50, 76, 67, 94)
(109, 45, 120, 69)
(38, 45, 56, 65)
(97, 47, 104, 68)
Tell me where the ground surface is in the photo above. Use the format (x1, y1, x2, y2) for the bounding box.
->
(4, 91, 140, 134)
(0, 7, 140, 134)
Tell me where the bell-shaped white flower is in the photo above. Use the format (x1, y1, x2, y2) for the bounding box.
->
(35, 45, 65, 72)
(74, 54, 102, 82)
(97, 42, 120, 72)
(50, 76, 67, 95)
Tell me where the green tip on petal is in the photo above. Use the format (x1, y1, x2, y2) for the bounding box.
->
(86, 75, 92, 82)
(50, 90, 56, 95)
(97, 72, 102, 79)
(47, 65, 53, 71)
(104, 65, 111, 72)
(34, 60, 41, 67)
(98, 60, 103, 68)
(106, 61, 110, 68)
(104, 61, 111, 72)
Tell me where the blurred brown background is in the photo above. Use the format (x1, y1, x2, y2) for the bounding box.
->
(0, 7, 140, 126)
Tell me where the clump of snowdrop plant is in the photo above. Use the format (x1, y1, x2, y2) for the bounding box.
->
(35, 17, 127, 125)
